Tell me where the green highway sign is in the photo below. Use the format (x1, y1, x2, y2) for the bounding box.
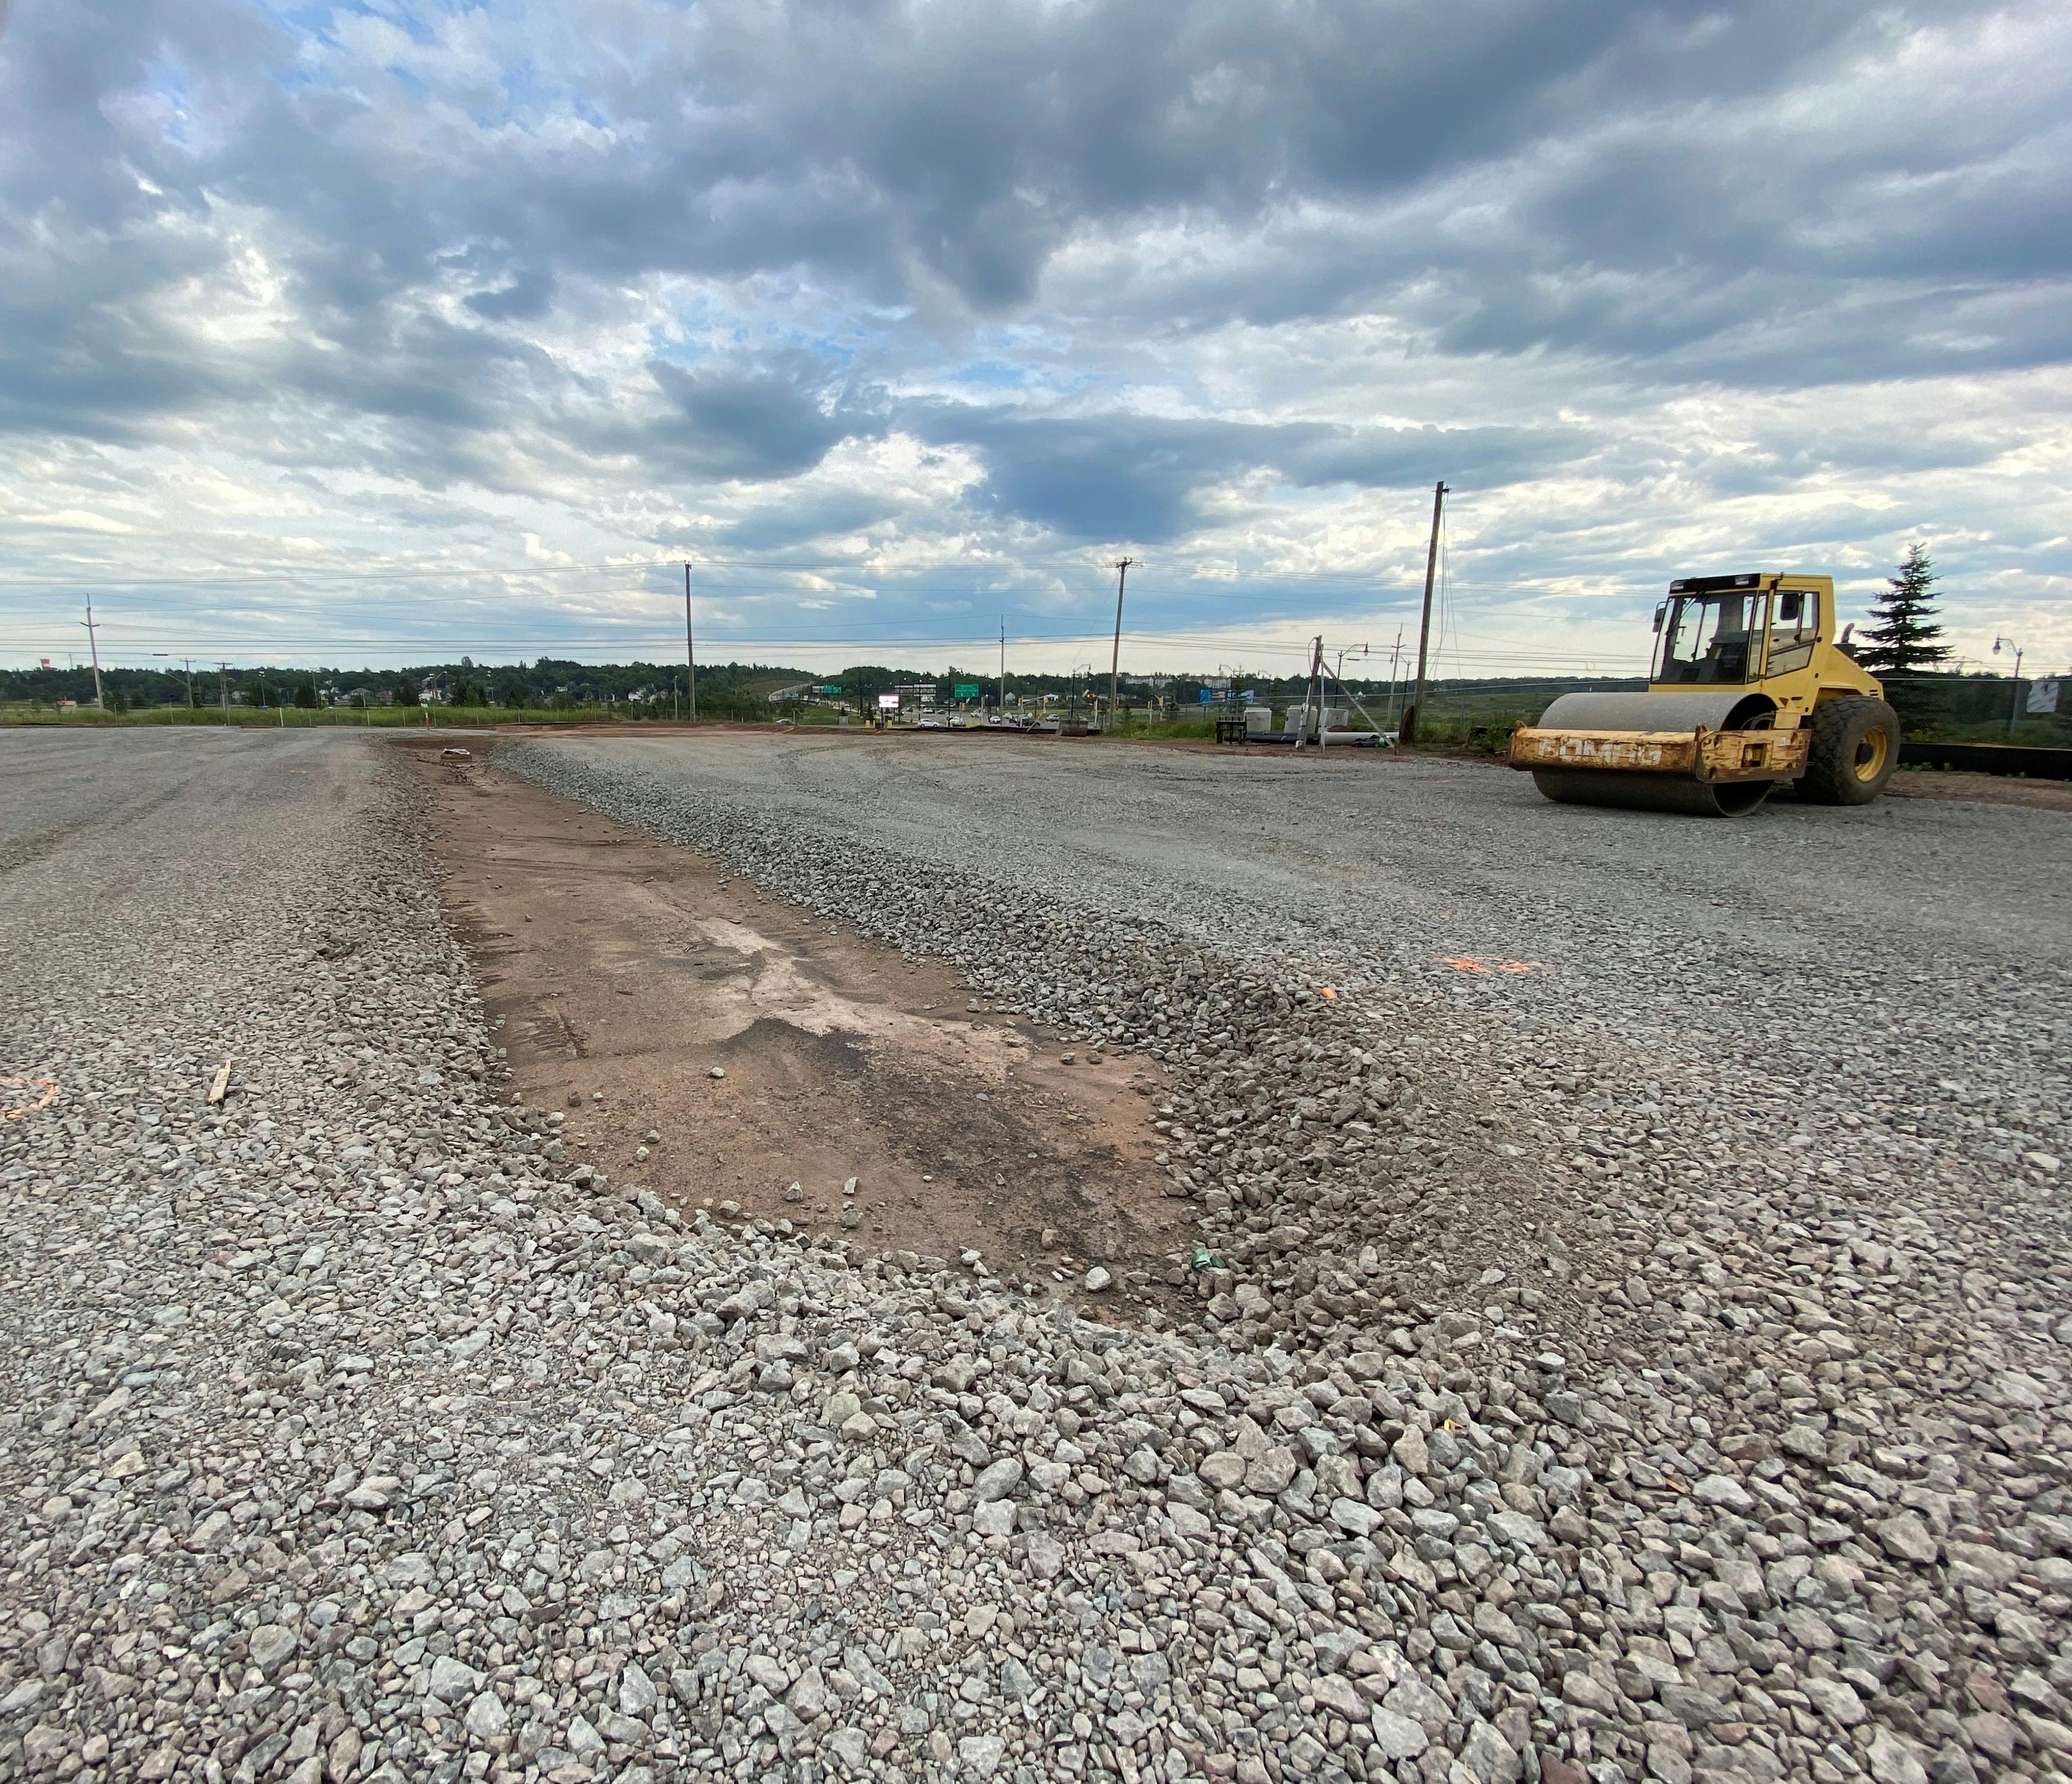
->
(816, 685, 842, 693)
(953, 683, 981, 698)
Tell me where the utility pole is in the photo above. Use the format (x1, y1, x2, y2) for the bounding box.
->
(684, 562, 697, 724)
(82, 600, 105, 709)
(1403, 480, 1448, 744)
(1108, 558, 1135, 736)
(1293, 635, 1324, 746)
(152, 653, 197, 712)
(219, 662, 228, 720)
(1000, 616, 1006, 721)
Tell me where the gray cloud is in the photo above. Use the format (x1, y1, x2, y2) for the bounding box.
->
(466, 271, 557, 322)
(641, 352, 876, 482)
(917, 410, 1571, 541)
(0, 0, 2065, 667)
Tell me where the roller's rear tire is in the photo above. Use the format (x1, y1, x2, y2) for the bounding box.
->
(1800, 698, 1901, 805)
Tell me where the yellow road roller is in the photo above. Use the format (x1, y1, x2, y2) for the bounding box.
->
(1509, 573, 1902, 816)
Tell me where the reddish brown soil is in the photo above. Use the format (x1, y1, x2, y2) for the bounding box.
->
(401, 740, 1192, 1310)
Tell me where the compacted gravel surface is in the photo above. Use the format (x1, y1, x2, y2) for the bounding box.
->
(3, 727, 2070, 1784)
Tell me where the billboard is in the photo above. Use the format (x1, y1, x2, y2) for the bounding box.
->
(877, 692, 900, 709)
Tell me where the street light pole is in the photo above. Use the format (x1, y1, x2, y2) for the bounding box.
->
(1994, 635, 2025, 738)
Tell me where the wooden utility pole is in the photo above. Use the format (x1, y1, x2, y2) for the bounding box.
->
(684, 562, 697, 724)
(999, 616, 1006, 720)
(1403, 480, 1448, 744)
(82, 600, 104, 709)
(1107, 558, 1135, 734)
(1292, 635, 1324, 747)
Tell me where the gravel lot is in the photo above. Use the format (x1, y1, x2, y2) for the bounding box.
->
(4, 727, 2069, 1784)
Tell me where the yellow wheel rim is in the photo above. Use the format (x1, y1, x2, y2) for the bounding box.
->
(1853, 724, 1890, 782)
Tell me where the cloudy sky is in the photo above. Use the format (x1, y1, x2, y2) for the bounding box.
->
(2, 0, 2067, 680)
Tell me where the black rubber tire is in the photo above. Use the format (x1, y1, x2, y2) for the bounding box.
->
(1800, 697, 1901, 805)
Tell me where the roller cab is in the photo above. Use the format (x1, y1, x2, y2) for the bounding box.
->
(1509, 573, 1902, 816)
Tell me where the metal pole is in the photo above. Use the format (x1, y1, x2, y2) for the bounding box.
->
(1000, 616, 1006, 720)
(1403, 480, 1447, 744)
(685, 563, 697, 724)
(1108, 558, 1135, 736)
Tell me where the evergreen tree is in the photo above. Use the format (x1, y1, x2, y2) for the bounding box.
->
(1857, 543, 1950, 676)
(293, 680, 320, 708)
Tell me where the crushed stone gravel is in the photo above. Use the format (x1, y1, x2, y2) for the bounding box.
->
(0, 727, 2067, 1784)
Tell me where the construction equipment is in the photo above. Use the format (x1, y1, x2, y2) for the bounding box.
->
(1509, 573, 1901, 816)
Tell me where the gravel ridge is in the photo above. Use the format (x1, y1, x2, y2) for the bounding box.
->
(0, 729, 2064, 1784)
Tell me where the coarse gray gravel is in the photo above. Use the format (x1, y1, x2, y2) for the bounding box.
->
(2, 727, 2068, 1784)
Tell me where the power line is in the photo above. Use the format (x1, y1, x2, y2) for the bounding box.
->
(0, 559, 1441, 592)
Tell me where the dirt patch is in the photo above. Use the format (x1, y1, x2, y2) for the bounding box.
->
(1885, 768, 2072, 811)
(404, 741, 1192, 1312)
